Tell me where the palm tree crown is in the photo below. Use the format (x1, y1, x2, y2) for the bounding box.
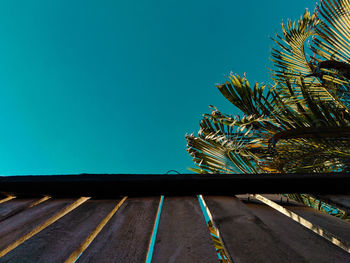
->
(186, 0, 350, 220)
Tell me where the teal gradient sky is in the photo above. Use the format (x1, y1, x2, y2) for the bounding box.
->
(0, 0, 316, 175)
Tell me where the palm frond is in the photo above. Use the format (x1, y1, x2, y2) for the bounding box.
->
(217, 74, 276, 118)
(313, 0, 350, 62)
(271, 9, 319, 84)
(309, 0, 350, 107)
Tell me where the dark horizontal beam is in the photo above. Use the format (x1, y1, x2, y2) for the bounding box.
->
(0, 173, 349, 198)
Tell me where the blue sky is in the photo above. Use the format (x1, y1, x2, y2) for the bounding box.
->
(0, 0, 316, 175)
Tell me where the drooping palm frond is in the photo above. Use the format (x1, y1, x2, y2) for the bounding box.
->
(186, 111, 265, 174)
(271, 3, 350, 108)
(313, 0, 350, 63)
(186, 0, 350, 220)
(311, 0, 350, 106)
(271, 9, 319, 83)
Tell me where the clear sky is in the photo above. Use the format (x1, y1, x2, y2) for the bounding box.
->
(0, 0, 316, 175)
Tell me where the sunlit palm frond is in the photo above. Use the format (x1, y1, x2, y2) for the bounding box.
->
(271, 9, 319, 84)
(313, 0, 350, 62)
(271, 7, 348, 105)
(216, 74, 276, 117)
(309, 0, 350, 107)
(186, 132, 258, 174)
(216, 73, 306, 130)
(186, 110, 275, 174)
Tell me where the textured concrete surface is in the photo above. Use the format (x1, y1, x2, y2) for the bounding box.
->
(0, 196, 349, 262)
(287, 204, 350, 244)
(0, 199, 118, 263)
(245, 202, 350, 263)
(205, 196, 314, 263)
(77, 197, 159, 263)
(152, 196, 218, 263)
(0, 199, 37, 222)
(251, 194, 350, 244)
(0, 199, 74, 253)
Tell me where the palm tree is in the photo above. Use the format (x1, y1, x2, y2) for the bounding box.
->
(186, 0, 350, 220)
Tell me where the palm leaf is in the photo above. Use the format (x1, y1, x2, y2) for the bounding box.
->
(271, 9, 319, 83)
(313, 0, 350, 62)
